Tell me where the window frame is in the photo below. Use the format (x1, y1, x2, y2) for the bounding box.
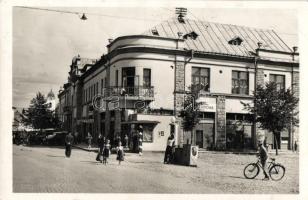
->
(232, 70, 249, 95)
(143, 68, 151, 88)
(269, 74, 285, 91)
(191, 67, 210, 92)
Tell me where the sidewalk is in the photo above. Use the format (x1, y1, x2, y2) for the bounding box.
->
(73, 143, 298, 155)
(72, 143, 99, 152)
(73, 143, 130, 153)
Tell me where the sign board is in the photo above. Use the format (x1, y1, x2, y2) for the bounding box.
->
(197, 96, 216, 112)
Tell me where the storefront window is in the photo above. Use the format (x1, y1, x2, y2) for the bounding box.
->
(226, 113, 253, 149)
(142, 125, 154, 142)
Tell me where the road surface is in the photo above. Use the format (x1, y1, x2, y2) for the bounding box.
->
(13, 145, 298, 193)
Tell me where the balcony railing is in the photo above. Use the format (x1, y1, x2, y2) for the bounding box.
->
(103, 86, 154, 99)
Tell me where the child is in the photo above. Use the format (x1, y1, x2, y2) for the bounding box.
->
(116, 141, 125, 165)
(86, 132, 93, 149)
(102, 139, 110, 165)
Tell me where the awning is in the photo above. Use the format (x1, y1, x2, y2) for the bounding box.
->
(121, 120, 160, 124)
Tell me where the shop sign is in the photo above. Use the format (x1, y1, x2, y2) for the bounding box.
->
(197, 97, 216, 112)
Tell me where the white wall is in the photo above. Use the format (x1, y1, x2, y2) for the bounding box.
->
(137, 114, 173, 151)
(110, 56, 175, 110)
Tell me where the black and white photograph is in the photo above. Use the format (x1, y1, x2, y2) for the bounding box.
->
(1, 0, 308, 199)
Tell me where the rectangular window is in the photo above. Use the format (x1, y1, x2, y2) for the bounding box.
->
(101, 79, 104, 94)
(84, 89, 88, 103)
(115, 70, 119, 87)
(93, 84, 95, 96)
(122, 67, 135, 87)
(192, 67, 210, 92)
(143, 68, 151, 87)
(270, 74, 285, 91)
(142, 125, 153, 143)
(232, 71, 249, 95)
(84, 90, 86, 104)
(96, 82, 98, 95)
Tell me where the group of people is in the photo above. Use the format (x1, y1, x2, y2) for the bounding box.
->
(64, 132, 125, 165)
(96, 134, 125, 165)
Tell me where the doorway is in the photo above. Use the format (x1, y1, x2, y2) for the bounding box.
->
(196, 130, 203, 148)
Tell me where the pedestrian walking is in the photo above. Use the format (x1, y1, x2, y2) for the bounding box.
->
(86, 132, 93, 149)
(258, 140, 270, 180)
(74, 132, 79, 144)
(96, 134, 104, 163)
(164, 132, 175, 164)
(116, 141, 125, 165)
(65, 132, 74, 158)
(102, 139, 111, 165)
(124, 134, 129, 149)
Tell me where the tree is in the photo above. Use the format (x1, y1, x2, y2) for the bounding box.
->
(242, 82, 299, 155)
(22, 92, 57, 130)
(179, 88, 201, 144)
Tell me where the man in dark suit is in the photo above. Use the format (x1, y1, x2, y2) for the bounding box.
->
(65, 132, 74, 158)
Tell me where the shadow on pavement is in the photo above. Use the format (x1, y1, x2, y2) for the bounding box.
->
(46, 155, 66, 158)
(80, 160, 100, 164)
(227, 175, 247, 180)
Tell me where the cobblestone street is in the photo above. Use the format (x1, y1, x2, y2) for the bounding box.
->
(13, 145, 299, 193)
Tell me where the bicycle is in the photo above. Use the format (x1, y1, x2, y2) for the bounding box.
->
(243, 157, 285, 181)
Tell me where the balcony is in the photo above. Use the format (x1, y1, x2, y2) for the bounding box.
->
(103, 86, 154, 100)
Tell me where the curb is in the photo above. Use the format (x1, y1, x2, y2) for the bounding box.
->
(73, 145, 298, 156)
(72, 145, 98, 153)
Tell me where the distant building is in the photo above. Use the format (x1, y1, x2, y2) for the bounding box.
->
(12, 107, 26, 132)
(58, 17, 299, 151)
(47, 89, 56, 111)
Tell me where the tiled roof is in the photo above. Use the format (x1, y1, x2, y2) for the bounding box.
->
(144, 18, 292, 57)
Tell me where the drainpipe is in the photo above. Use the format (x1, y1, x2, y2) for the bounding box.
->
(253, 42, 262, 149)
(290, 46, 298, 151)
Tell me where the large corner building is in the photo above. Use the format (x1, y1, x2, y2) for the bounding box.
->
(58, 16, 299, 151)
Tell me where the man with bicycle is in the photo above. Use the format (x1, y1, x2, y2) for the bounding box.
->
(258, 140, 270, 180)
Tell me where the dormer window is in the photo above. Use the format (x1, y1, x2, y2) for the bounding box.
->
(228, 37, 243, 46)
(151, 29, 159, 36)
(183, 31, 199, 40)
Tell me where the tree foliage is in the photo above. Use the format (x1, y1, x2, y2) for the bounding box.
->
(179, 89, 201, 133)
(22, 92, 60, 130)
(242, 82, 299, 154)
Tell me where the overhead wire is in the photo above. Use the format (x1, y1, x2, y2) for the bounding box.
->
(17, 6, 298, 43)
(17, 6, 163, 22)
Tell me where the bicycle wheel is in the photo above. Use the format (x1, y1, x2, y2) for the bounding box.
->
(269, 164, 285, 181)
(244, 163, 260, 179)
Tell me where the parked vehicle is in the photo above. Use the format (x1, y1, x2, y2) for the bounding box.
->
(46, 131, 67, 146)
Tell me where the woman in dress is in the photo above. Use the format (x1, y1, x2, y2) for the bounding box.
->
(102, 139, 110, 165)
(86, 132, 93, 149)
(116, 141, 124, 165)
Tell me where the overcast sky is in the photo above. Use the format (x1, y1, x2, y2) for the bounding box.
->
(13, 7, 298, 108)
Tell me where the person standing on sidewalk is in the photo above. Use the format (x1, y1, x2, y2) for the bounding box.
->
(96, 134, 104, 163)
(102, 139, 111, 165)
(86, 132, 93, 149)
(258, 140, 270, 180)
(164, 133, 175, 164)
(65, 132, 74, 158)
(116, 141, 125, 165)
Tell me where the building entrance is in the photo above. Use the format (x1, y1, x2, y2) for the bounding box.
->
(196, 130, 203, 148)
